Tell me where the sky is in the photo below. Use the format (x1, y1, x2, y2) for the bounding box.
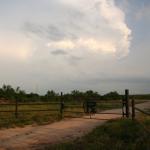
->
(0, 0, 150, 94)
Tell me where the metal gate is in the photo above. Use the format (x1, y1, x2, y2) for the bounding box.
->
(83, 89, 130, 119)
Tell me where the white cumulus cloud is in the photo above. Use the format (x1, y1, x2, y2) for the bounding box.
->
(43, 0, 132, 58)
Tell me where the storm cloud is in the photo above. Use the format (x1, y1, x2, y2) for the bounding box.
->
(23, 0, 131, 59)
(0, 0, 150, 94)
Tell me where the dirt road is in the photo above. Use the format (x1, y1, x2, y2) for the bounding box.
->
(0, 102, 149, 150)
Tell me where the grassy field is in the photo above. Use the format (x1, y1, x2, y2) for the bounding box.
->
(45, 116, 150, 150)
(0, 103, 60, 128)
(0, 102, 85, 128)
(0, 100, 148, 129)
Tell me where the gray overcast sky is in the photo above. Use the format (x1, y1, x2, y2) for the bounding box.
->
(0, 0, 150, 94)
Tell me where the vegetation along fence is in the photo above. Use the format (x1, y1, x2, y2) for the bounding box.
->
(0, 90, 133, 120)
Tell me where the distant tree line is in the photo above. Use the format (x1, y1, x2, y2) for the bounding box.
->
(0, 84, 124, 102)
(130, 94, 150, 100)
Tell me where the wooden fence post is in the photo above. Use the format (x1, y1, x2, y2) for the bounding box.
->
(15, 98, 18, 119)
(131, 98, 135, 120)
(60, 92, 64, 119)
(125, 89, 129, 118)
(122, 96, 126, 118)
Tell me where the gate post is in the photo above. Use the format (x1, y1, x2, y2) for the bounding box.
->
(125, 89, 129, 118)
(15, 98, 18, 119)
(122, 96, 126, 118)
(131, 98, 135, 120)
(60, 92, 64, 119)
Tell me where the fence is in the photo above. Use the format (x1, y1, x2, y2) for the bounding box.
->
(0, 89, 143, 121)
(0, 100, 123, 119)
(0, 102, 85, 119)
(131, 98, 150, 120)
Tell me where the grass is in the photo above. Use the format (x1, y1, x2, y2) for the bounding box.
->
(44, 116, 150, 150)
(0, 103, 61, 128)
(0, 100, 148, 129)
(97, 102, 122, 110)
(0, 101, 123, 128)
(0, 112, 61, 128)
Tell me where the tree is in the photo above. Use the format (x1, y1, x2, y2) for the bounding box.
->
(2, 85, 15, 100)
(84, 90, 101, 100)
(71, 90, 84, 101)
(103, 91, 120, 100)
(45, 90, 58, 101)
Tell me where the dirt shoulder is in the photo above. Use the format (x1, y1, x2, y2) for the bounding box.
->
(0, 101, 149, 150)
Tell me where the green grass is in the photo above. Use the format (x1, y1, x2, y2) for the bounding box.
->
(0, 102, 85, 128)
(0, 112, 62, 128)
(45, 117, 150, 150)
(0, 101, 122, 128)
(0, 103, 61, 128)
(97, 102, 122, 110)
(0, 100, 147, 129)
